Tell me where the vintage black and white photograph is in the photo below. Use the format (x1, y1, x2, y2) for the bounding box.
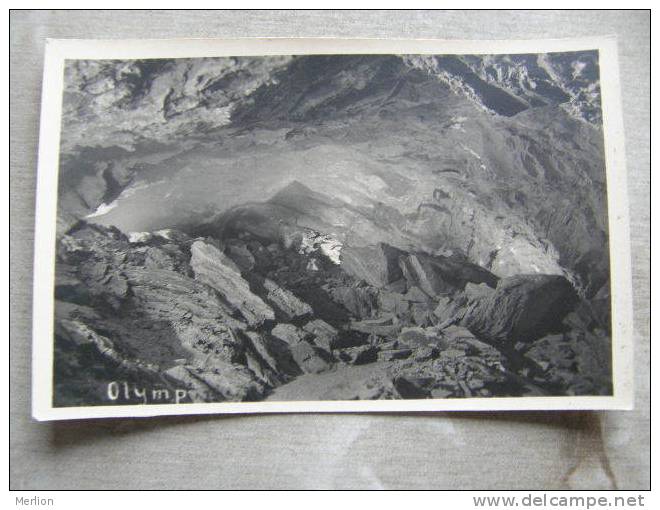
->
(32, 38, 633, 419)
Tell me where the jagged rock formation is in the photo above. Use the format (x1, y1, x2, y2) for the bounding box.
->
(341, 243, 405, 288)
(460, 274, 579, 348)
(53, 218, 612, 405)
(52, 51, 612, 405)
(190, 240, 275, 327)
(404, 51, 601, 124)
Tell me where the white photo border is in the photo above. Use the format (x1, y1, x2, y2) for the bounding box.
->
(32, 36, 634, 421)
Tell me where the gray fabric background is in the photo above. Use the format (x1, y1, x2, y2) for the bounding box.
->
(9, 10, 650, 490)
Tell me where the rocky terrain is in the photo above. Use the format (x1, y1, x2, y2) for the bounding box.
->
(52, 51, 612, 406)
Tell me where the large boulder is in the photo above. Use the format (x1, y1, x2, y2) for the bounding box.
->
(340, 243, 404, 288)
(289, 342, 333, 374)
(190, 240, 275, 327)
(244, 331, 302, 380)
(399, 254, 454, 296)
(57, 226, 133, 311)
(433, 295, 468, 324)
(399, 252, 499, 297)
(269, 323, 334, 374)
(329, 285, 379, 319)
(399, 326, 445, 349)
(303, 319, 339, 351)
(336, 345, 379, 365)
(460, 274, 579, 347)
(271, 323, 307, 345)
(378, 290, 410, 317)
(350, 315, 400, 339)
(225, 242, 256, 271)
(262, 277, 313, 321)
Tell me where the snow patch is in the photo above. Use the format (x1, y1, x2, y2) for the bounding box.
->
(154, 229, 173, 240)
(572, 61, 587, 79)
(86, 201, 118, 218)
(128, 231, 152, 243)
(449, 116, 467, 131)
(86, 180, 161, 220)
(460, 144, 482, 160)
(298, 230, 343, 265)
